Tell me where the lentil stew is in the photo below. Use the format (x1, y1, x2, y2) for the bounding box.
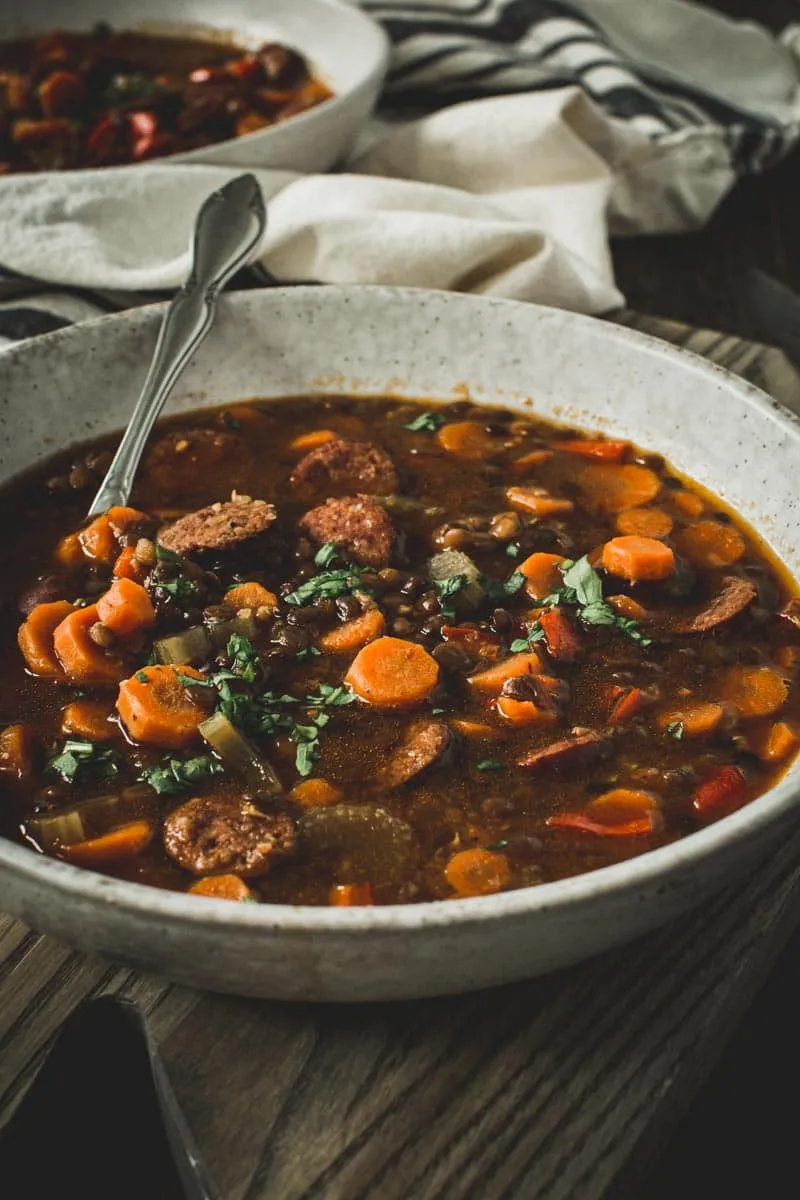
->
(2, 396, 799, 907)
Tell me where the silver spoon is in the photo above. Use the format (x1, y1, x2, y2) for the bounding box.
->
(87, 172, 267, 519)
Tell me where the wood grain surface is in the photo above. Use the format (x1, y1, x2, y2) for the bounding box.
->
(1, 314, 799, 1199)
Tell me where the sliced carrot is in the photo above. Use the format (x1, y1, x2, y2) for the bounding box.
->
(116, 664, 209, 748)
(61, 699, 116, 741)
(555, 439, 629, 462)
(547, 812, 656, 837)
(319, 608, 385, 654)
(450, 718, 504, 740)
(445, 848, 511, 897)
(671, 490, 705, 519)
(518, 552, 566, 601)
(506, 486, 574, 517)
(188, 874, 256, 901)
(606, 686, 645, 725)
(692, 765, 747, 823)
(614, 507, 673, 539)
(511, 449, 553, 472)
(218, 404, 266, 430)
(441, 625, 501, 660)
(53, 605, 126, 685)
(0, 724, 34, 779)
(578, 464, 661, 513)
(289, 778, 344, 807)
(225, 582, 279, 612)
(60, 819, 154, 867)
(602, 536, 675, 583)
(79, 506, 148, 564)
(538, 608, 580, 661)
(676, 521, 745, 569)
(96, 578, 156, 639)
(112, 545, 147, 583)
(721, 665, 788, 718)
(344, 637, 439, 708)
(55, 532, 85, 569)
(658, 702, 725, 740)
(436, 421, 495, 460)
(467, 651, 543, 695)
(606, 594, 650, 623)
(329, 883, 374, 906)
(18, 599, 74, 678)
(748, 720, 799, 764)
(496, 695, 558, 726)
(288, 429, 338, 454)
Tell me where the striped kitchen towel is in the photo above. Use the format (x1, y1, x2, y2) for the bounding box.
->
(2, 0, 800, 349)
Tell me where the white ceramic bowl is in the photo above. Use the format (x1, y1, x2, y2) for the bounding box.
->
(0, 0, 389, 172)
(1, 286, 800, 1002)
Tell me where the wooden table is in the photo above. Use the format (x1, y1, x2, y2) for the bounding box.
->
(2, 315, 800, 1199)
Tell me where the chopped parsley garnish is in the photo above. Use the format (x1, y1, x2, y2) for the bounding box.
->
(487, 838, 509, 850)
(221, 410, 242, 430)
(155, 543, 181, 564)
(509, 624, 546, 653)
(544, 556, 652, 647)
(314, 542, 340, 568)
(135, 670, 149, 684)
(284, 565, 369, 607)
(480, 570, 526, 602)
(160, 576, 200, 602)
(47, 738, 120, 785)
(227, 633, 259, 682)
(434, 573, 468, 616)
(296, 646, 322, 661)
(142, 753, 225, 796)
(506, 543, 520, 558)
(666, 720, 685, 741)
(477, 759, 506, 772)
(404, 411, 448, 433)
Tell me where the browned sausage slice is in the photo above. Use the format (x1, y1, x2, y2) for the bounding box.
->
(290, 439, 399, 496)
(163, 796, 295, 878)
(383, 720, 455, 788)
(158, 496, 276, 556)
(300, 495, 396, 568)
(676, 575, 757, 634)
(517, 729, 609, 774)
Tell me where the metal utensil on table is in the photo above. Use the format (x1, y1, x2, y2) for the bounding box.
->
(87, 172, 267, 519)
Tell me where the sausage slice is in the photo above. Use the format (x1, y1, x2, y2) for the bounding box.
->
(163, 796, 295, 878)
(300, 495, 396, 568)
(158, 496, 276, 556)
(676, 575, 757, 634)
(290, 439, 399, 496)
(517, 730, 609, 774)
(383, 720, 455, 788)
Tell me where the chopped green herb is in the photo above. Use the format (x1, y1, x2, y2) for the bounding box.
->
(174, 669, 214, 690)
(227, 633, 259, 682)
(666, 720, 685, 741)
(47, 738, 120, 785)
(477, 759, 506, 772)
(314, 542, 340, 568)
(155, 543, 181, 564)
(487, 838, 509, 850)
(142, 753, 225, 796)
(509, 624, 545, 653)
(295, 740, 320, 777)
(221, 410, 242, 430)
(284, 565, 368, 607)
(160, 576, 199, 602)
(135, 670, 149, 684)
(544, 556, 652, 647)
(506, 543, 520, 558)
(296, 646, 322, 661)
(404, 411, 448, 433)
(480, 570, 526, 602)
(142, 648, 157, 667)
(434, 573, 468, 616)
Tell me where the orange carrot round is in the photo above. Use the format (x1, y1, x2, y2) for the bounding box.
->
(518, 552, 565, 600)
(614, 507, 673, 539)
(671, 490, 705, 518)
(96, 578, 156, 639)
(79, 506, 148, 564)
(445, 848, 511, 897)
(55, 531, 85, 569)
(344, 637, 439, 708)
(53, 604, 126, 685)
(188, 874, 256, 901)
(748, 720, 799, 764)
(225, 582, 279, 612)
(555, 439, 629, 462)
(436, 421, 495, 460)
(0, 724, 33, 779)
(506, 486, 574, 517)
(112, 545, 147, 583)
(116, 664, 209, 748)
(579, 464, 661, 513)
(449, 718, 504, 741)
(467, 651, 543, 695)
(606, 594, 650, 622)
(721, 665, 788, 718)
(601, 536, 675, 583)
(18, 599, 74, 678)
(495, 695, 558, 726)
(60, 819, 154, 867)
(329, 882, 374, 906)
(289, 778, 344, 807)
(61, 699, 116, 741)
(658, 702, 725, 739)
(511, 449, 553, 472)
(288, 429, 338, 454)
(586, 788, 659, 823)
(318, 608, 384, 654)
(676, 521, 745, 569)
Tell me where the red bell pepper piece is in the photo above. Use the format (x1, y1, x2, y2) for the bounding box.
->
(692, 765, 748, 823)
(547, 812, 657, 837)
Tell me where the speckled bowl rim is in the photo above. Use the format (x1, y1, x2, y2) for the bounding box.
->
(1, 285, 799, 936)
(0, 0, 390, 173)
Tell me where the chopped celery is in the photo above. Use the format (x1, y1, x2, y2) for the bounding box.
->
(199, 712, 282, 795)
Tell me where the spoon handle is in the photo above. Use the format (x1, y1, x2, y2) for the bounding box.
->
(87, 173, 266, 519)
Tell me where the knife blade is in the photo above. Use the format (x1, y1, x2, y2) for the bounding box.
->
(743, 267, 800, 367)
